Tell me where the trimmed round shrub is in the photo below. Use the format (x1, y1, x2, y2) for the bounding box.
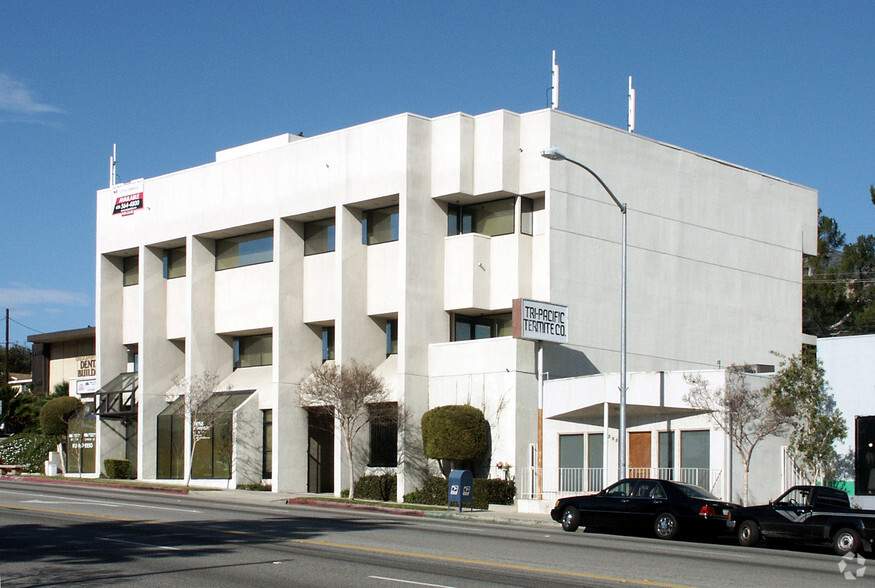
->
(39, 396, 82, 437)
(421, 405, 489, 464)
(104, 459, 132, 479)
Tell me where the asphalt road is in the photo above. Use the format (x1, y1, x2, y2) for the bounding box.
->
(0, 480, 865, 587)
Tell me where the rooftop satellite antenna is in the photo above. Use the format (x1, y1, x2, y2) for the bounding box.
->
(550, 50, 560, 109)
(109, 144, 118, 187)
(627, 76, 636, 133)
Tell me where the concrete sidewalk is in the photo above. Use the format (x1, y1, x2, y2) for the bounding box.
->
(190, 487, 557, 529)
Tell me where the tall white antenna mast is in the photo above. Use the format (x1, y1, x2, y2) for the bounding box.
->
(627, 76, 636, 133)
(551, 50, 560, 109)
(109, 144, 118, 187)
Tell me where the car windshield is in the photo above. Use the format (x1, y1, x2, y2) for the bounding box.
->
(675, 483, 718, 500)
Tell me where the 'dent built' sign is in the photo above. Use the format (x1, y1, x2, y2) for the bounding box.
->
(111, 179, 144, 216)
(512, 298, 568, 343)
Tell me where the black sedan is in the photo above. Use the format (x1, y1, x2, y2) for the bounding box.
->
(550, 478, 740, 540)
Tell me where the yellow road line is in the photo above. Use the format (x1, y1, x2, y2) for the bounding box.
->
(294, 538, 691, 587)
(1, 503, 692, 588)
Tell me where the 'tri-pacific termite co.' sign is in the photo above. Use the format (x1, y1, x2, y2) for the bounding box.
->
(512, 298, 568, 344)
(111, 179, 144, 216)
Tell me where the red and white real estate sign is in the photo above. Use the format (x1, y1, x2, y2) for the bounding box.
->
(112, 179, 144, 216)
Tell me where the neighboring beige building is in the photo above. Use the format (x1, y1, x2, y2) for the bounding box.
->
(94, 108, 817, 499)
(29, 327, 96, 397)
(28, 327, 98, 474)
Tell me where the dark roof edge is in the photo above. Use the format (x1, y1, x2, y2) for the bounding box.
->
(28, 326, 95, 344)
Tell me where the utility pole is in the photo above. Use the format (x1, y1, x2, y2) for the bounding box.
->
(4, 308, 9, 386)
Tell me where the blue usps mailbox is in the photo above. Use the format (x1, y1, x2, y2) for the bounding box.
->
(448, 469, 474, 512)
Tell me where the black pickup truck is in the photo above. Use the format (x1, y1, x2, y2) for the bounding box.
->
(728, 485, 875, 555)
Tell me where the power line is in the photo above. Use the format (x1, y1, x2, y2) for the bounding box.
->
(8, 317, 43, 334)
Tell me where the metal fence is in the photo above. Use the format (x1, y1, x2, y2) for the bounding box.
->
(521, 467, 724, 501)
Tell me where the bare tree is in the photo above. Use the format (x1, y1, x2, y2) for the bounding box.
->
(171, 372, 232, 486)
(684, 366, 791, 505)
(299, 359, 390, 500)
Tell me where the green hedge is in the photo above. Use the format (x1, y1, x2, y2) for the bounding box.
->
(403, 476, 515, 509)
(104, 459, 132, 479)
(347, 474, 397, 501)
(0, 433, 56, 472)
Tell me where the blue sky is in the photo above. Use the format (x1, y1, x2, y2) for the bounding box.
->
(1, 1, 873, 348)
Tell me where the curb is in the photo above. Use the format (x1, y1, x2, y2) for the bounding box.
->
(285, 498, 426, 517)
(0, 475, 190, 495)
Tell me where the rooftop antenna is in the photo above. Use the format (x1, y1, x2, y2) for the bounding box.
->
(550, 50, 560, 109)
(627, 76, 636, 133)
(109, 144, 118, 187)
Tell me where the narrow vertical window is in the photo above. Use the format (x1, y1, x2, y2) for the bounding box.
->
(521, 197, 534, 236)
(262, 409, 273, 480)
(163, 246, 186, 279)
(386, 319, 398, 355)
(321, 326, 335, 362)
(123, 255, 139, 286)
(447, 204, 461, 236)
(658, 431, 674, 475)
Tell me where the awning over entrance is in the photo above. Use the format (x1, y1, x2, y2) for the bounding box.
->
(94, 372, 138, 419)
(548, 402, 708, 428)
(543, 371, 713, 428)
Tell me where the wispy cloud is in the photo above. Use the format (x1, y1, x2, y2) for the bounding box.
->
(0, 285, 89, 308)
(0, 73, 65, 122)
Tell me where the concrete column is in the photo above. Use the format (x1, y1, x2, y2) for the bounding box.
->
(96, 253, 127, 475)
(272, 218, 311, 492)
(139, 245, 184, 479)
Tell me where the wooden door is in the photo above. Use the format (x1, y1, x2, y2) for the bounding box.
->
(628, 432, 652, 478)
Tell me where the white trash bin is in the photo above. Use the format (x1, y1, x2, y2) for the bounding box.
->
(45, 461, 58, 476)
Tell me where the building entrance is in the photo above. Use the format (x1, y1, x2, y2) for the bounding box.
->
(307, 408, 334, 493)
(628, 432, 652, 478)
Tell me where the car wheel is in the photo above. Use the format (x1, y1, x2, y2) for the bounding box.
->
(738, 520, 761, 547)
(654, 512, 678, 540)
(833, 527, 862, 556)
(561, 506, 580, 532)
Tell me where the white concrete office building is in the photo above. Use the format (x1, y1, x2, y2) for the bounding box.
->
(94, 108, 817, 499)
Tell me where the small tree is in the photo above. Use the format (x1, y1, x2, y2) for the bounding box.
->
(684, 366, 791, 505)
(766, 352, 847, 484)
(171, 372, 232, 486)
(421, 405, 489, 476)
(299, 359, 390, 500)
(39, 395, 84, 472)
(39, 396, 83, 439)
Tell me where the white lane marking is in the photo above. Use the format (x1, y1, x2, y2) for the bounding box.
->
(97, 537, 181, 551)
(369, 577, 457, 588)
(0, 488, 200, 513)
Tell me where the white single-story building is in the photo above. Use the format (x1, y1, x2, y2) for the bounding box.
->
(521, 368, 794, 513)
(818, 334, 875, 507)
(93, 107, 817, 500)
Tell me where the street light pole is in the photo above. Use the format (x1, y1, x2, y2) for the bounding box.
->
(541, 147, 628, 480)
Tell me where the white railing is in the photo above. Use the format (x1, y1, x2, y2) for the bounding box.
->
(782, 446, 813, 491)
(521, 466, 724, 501)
